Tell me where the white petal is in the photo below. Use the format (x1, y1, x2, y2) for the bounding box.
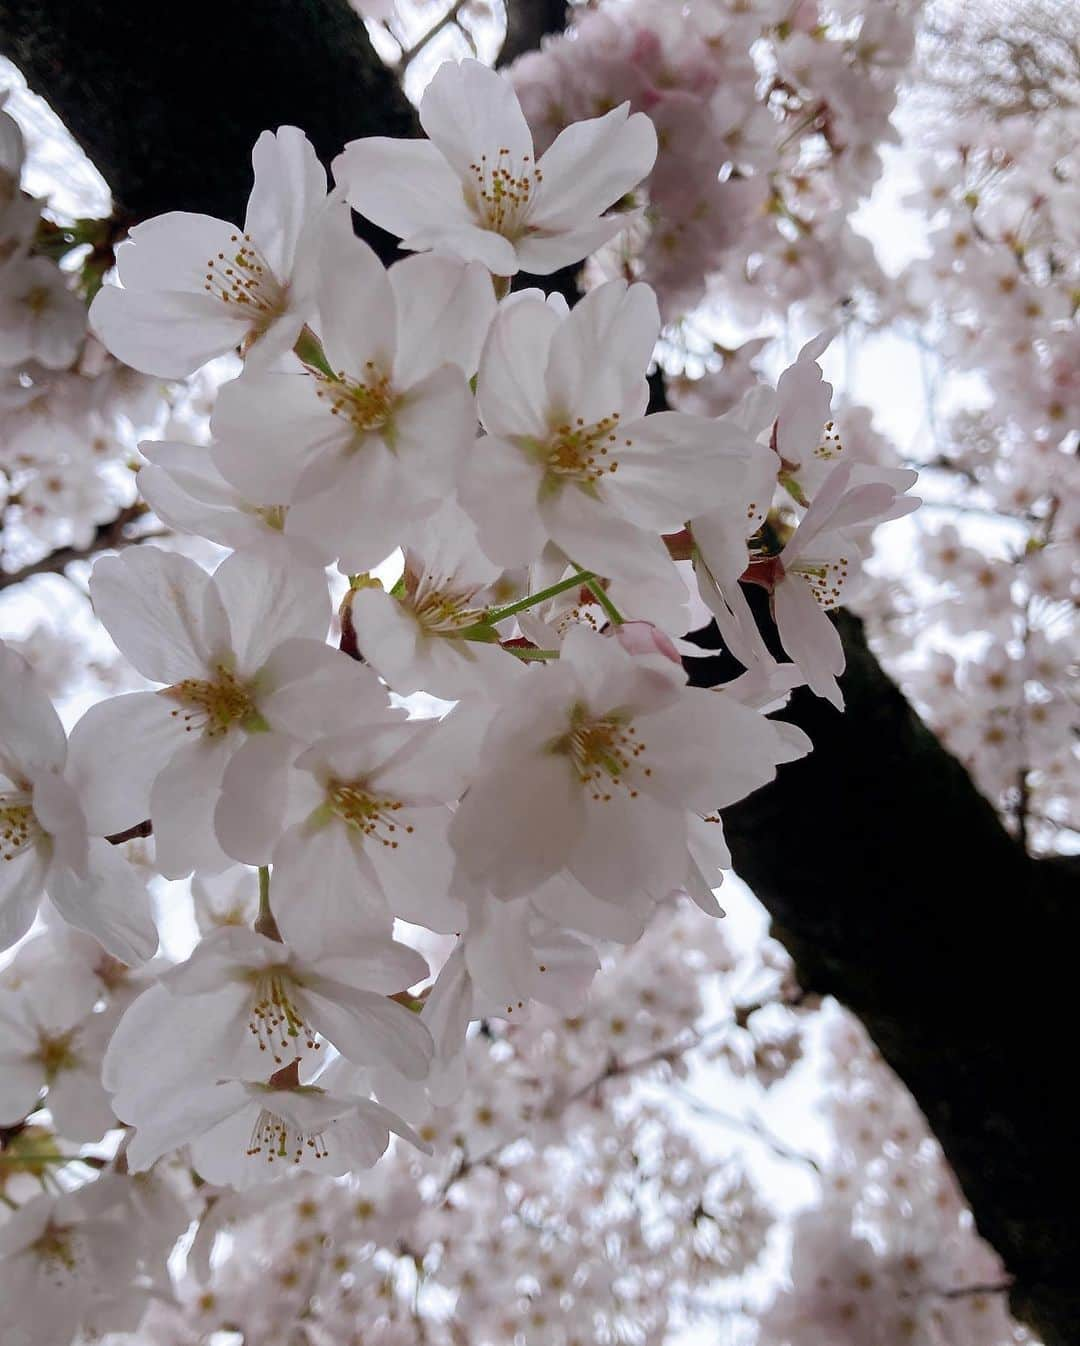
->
(568, 790, 686, 901)
(32, 772, 87, 875)
(315, 224, 397, 378)
(544, 280, 656, 426)
(367, 807, 465, 933)
(211, 549, 329, 678)
(150, 735, 234, 878)
(46, 1062, 116, 1143)
(90, 547, 227, 684)
(774, 577, 845, 709)
(212, 369, 340, 505)
(89, 283, 248, 379)
(0, 640, 68, 777)
(288, 439, 414, 574)
(403, 222, 519, 274)
(450, 747, 582, 897)
(259, 639, 386, 739)
(215, 732, 294, 864)
(0, 847, 46, 953)
(540, 479, 677, 587)
(601, 412, 752, 531)
(112, 211, 238, 292)
(243, 127, 327, 279)
(335, 137, 471, 242)
(126, 1081, 248, 1174)
(302, 982, 433, 1080)
(390, 255, 496, 384)
(532, 105, 656, 229)
(391, 364, 476, 494)
(314, 938, 429, 994)
(477, 294, 559, 439)
(46, 839, 158, 965)
(0, 1048, 43, 1128)
(272, 820, 391, 957)
(459, 436, 548, 567)
(66, 692, 181, 837)
(419, 58, 533, 178)
(511, 217, 626, 274)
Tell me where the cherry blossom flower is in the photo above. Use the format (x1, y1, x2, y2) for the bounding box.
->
(772, 462, 919, 707)
(0, 640, 157, 962)
(335, 58, 657, 276)
(461, 279, 757, 586)
(215, 688, 473, 951)
(0, 1184, 142, 1346)
(119, 1076, 427, 1189)
(0, 974, 116, 1142)
(0, 256, 86, 369)
(450, 625, 810, 899)
(211, 227, 492, 572)
(137, 439, 332, 567)
(89, 127, 331, 378)
(345, 499, 524, 699)
(104, 924, 433, 1086)
(65, 546, 349, 876)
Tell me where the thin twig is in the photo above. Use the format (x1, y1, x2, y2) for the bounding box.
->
(0, 503, 156, 593)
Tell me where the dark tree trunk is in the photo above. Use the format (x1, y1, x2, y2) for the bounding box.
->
(0, 0, 417, 262)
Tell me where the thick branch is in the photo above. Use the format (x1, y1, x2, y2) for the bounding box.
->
(698, 611, 1079, 1344)
(498, 0, 568, 67)
(0, 502, 152, 592)
(0, 0, 418, 263)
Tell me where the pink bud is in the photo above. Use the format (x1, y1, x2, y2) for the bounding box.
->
(613, 621, 682, 665)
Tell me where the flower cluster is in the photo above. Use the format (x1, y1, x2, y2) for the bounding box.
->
(0, 89, 164, 572)
(0, 54, 919, 1239)
(759, 1005, 1033, 1346)
(510, 0, 921, 322)
(858, 93, 1078, 850)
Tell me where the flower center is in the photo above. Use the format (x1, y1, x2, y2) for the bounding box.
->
(552, 704, 649, 801)
(246, 1108, 330, 1165)
(246, 969, 320, 1067)
(544, 413, 625, 485)
(255, 503, 287, 532)
(813, 420, 844, 463)
(30, 1222, 82, 1282)
(203, 233, 286, 328)
(162, 664, 263, 738)
(316, 364, 396, 435)
(790, 554, 850, 610)
(410, 577, 487, 636)
(324, 780, 414, 849)
(36, 1029, 80, 1082)
(466, 148, 542, 238)
(0, 794, 44, 862)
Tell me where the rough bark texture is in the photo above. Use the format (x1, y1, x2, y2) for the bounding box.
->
(689, 609, 1079, 1345)
(3, 5, 1075, 1339)
(498, 0, 567, 66)
(0, 0, 417, 262)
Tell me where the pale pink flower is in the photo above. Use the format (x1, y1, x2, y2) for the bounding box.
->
(335, 58, 656, 275)
(90, 128, 331, 378)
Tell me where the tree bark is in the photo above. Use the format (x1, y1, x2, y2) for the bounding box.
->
(0, 0, 417, 262)
(690, 610, 1078, 1345)
(499, 0, 567, 67)
(3, 6, 1073, 1340)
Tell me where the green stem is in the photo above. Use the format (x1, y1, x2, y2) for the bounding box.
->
(254, 866, 282, 942)
(483, 570, 598, 625)
(506, 647, 561, 661)
(580, 573, 624, 626)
